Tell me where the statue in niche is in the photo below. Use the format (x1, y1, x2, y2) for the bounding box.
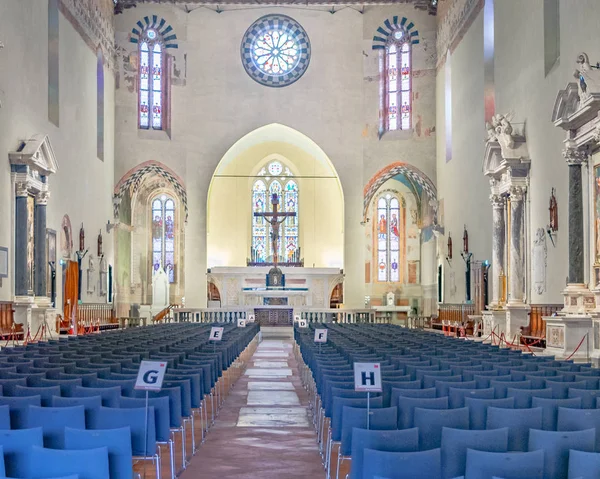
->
(386, 291, 395, 307)
(549, 188, 558, 233)
(61, 215, 73, 259)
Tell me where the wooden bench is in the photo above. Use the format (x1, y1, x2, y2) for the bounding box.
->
(0, 301, 23, 340)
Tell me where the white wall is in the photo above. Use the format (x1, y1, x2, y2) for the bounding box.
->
(0, 2, 115, 305)
(436, 0, 600, 306)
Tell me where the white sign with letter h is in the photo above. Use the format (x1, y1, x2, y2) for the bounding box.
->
(354, 362, 382, 392)
(134, 360, 168, 392)
(314, 329, 328, 343)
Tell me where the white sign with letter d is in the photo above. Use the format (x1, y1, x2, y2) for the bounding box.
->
(314, 329, 328, 343)
(210, 327, 224, 341)
(354, 362, 382, 392)
(134, 360, 168, 392)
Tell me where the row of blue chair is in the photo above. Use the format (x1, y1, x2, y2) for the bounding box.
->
(293, 323, 600, 479)
(0, 321, 259, 479)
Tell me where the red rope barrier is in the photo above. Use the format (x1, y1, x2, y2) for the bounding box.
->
(565, 333, 588, 361)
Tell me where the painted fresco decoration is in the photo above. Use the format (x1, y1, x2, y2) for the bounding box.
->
(241, 14, 311, 88)
(61, 214, 73, 259)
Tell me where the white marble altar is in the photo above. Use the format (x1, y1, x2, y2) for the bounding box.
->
(207, 266, 343, 308)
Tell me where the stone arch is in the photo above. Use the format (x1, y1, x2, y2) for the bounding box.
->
(372, 16, 420, 51)
(114, 160, 187, 221)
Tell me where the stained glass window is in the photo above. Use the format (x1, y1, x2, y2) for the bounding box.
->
(251, 162, 299, 263)
(376, 194, 402, 282)
(151, 195, 175, 283)
(241, 14, 311, 88)
(139, 30, 164, 130)
(382, 29, 412, 132)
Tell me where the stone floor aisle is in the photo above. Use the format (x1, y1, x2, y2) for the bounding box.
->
(180, 338, 324, 478)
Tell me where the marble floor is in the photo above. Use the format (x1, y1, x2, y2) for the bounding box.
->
(180, 338, 324, 478)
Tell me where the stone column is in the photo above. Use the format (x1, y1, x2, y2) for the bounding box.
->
(508, 186, 526, 304)
(563, 146, 587, 285)
(14, 182, 30, 297)
(490, 194, 506, 306)
(34, 190, 49, 297)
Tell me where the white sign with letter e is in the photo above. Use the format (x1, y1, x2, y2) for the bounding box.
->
(209, 327, 224, 341)
(354, 362, 382, 392)
(134, 360, 167, 392)
(247, 314, 255, 323)
(298, 319, 308, 328)
(314, 329, 328, 343)
(237, 318, 246, 328)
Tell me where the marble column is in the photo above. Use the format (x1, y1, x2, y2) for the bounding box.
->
(508, 186, 526, 304)
(490, 194, 506, 306)
(14, 182, 30, 297)
(563, 147, 588, 285)
(34, 190, 49, 297)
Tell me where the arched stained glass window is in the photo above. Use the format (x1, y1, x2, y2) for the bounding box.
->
(251, 161, 299, 263)
(380, 29, 412, 133)
(376, 194, 402, 282)
(139, 30, 164, 130)
(152, 195, 175, 282)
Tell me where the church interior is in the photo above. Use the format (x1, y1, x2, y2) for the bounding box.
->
(1, 0, 600, 477)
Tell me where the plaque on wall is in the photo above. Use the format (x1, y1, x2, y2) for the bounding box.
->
(264, 297, 288, 306)
(0, 246, 7, 278)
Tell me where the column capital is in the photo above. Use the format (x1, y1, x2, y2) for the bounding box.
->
(36, 191, 50, 206)
(563, 146, 588, 166)
(490, 194, 505, 208)
(509, 186, 526, 201)
(15, 181, 29, 198)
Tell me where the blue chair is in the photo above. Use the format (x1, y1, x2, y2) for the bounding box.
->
(0, 395, 41, 429)
(390, 388, 436, 408)
(0, 405, 9, 429)
(486, 406, 542, 452)
(464, 449, 544, 479)
(568, 450, 600, 479)
(22, 405, 85, 449)
(0, 427, 44, 477)
(72, 386, 121, 408)
(490, 379, 532, 399)
(337, 407, 397, 479)
(13, 385, 61, 407)
(64, 427, 133, 479)
(398, 396, 448, 429)
(414, 407, 469, 450)
(35, 378, 83, 396)
(0, 378, 27, 395)
(567, 388, 600, 408)
(436, 380, 476, 398)
(531, 396, 581, 431)
(349, 428, 418, 479)
(448, 387, 495, 408)
(557, 407, 600, 451)
(51, 395, 102, 419)
(528, 428, 595, 479)
(464, 397, 515, 430)
(506, 388, 553, 408)
(362, 448, 441, 479)
(440, 427, 509, 479)
(545, 379, 588, 399)
(27, 445, 109, 479)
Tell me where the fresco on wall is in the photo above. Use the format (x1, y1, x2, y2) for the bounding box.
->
(61, 214, 73, 259)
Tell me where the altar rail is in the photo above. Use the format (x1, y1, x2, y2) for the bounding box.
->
(0, 301, 23, 340)
(437, 303, 476, 324)
(172, 308, 377, 324)
(75, 303, 118, 332)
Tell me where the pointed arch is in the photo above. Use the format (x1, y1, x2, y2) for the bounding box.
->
(114, 161, 187, 220)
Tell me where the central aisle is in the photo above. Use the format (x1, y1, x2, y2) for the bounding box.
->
(181, 338, 324, 478)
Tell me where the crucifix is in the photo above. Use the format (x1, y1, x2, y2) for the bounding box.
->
(254, 193, 296, 266)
